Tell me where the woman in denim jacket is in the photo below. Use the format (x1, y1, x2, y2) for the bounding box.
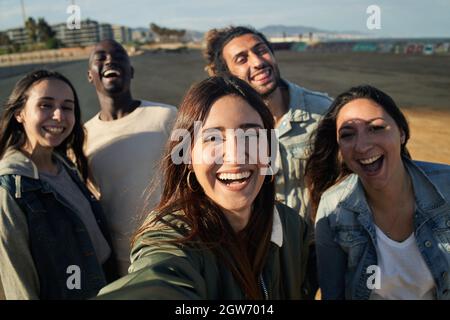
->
(0, 70, 117, 299)
(305, 85, 450, 300)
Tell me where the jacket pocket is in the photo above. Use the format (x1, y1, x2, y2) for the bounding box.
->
(288, 143, 309, 180)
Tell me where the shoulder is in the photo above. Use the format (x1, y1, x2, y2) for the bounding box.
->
(138, 100, 178, 117)
(320, 175, 358, 210)
(413, 160, 450, 177)
(84, 113, 100, 130)
(276, 201, 302, 224)
(315, 174, 360, 226)
(287, 80, 333, 115)
(411, 160, 450, 195)
(275, 202, 307, 239)
(136, 101, 177, 133)
(130, 211, 191, 263)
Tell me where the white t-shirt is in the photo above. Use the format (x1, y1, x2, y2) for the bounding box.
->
(84, 100, 177, 276)
(369, 225, 436, 300)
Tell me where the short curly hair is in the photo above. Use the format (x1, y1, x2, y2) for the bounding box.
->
(203, 26, 273, 76)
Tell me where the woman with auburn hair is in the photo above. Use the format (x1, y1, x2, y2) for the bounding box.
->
(305, 85, 450, 300)
(0, 70, 117, 299)
(98, 76, 311, 299)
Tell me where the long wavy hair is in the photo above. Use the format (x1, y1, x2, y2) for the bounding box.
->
(0, 69, 88, 181)
(305, 85, 411, 221)
(133, 76, 276, 299)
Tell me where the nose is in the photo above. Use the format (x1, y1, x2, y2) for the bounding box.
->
(354, 131, 373, 154)
(249, 52, 265, 69)
(105, 54, 114, 66)
(223, 132, 245, 164)
(52, 107, 65, 122)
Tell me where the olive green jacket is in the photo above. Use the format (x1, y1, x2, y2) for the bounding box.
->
(97, 202, 311, 299)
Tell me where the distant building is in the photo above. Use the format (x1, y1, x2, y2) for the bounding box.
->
(5, 27, 28, 45)
(52, 19, 99, 47)
(112, 25, 132, 44)
(99, 23, 114, 41)
(131, 28, 153, 43)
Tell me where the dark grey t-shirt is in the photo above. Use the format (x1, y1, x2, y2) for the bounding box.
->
(39, 162, 111, 265)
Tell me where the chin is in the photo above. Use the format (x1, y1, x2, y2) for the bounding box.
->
(259, 83, 278, 98)
(104, 86, 124, 94)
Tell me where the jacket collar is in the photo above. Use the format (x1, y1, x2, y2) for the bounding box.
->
(284, 79, 311, 123)
(276, 80, 310, 139)
(270, 206, 283, 247)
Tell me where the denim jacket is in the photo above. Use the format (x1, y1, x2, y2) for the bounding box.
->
(0, 149, 117, 299)
(315, 158, 450, 300)
(274, 79, 332, 221)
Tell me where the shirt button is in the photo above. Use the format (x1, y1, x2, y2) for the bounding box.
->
(424, 240, 432, 248)
(442, 272, 448, 280)
(446, 220, 450, 228)
(347, 235, 352, 241)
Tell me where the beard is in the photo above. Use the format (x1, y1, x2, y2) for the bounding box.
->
(257, 65, 282, 99)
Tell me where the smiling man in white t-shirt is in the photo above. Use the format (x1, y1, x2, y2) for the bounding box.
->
(85, 39, 177, 276)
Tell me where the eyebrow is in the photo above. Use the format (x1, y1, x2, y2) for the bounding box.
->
(339, 117, 386, 131)
(202, 123, 264, 132)
(39, 96, 75, 104)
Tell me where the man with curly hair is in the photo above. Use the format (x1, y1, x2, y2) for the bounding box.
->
(203, 26, 332, 223)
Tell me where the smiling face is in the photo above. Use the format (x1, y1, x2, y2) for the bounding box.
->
(88, 40, 133, 95)
(222, 34, 280, 97)
(190, 94, 267, 221)
(336, 98, 405, 191)
(16, 78, 75, 153)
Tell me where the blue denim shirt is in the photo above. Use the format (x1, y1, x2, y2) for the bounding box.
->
(315, 158, 450, 300)
(274, 80, 332, 221)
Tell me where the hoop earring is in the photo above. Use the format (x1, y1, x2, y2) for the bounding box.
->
(187, 170, 199, 192)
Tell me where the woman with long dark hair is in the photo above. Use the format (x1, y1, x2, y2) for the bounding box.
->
(0, 70, 117, 299)
(305, 85, 450, 300)
(98, 76, 311, 299)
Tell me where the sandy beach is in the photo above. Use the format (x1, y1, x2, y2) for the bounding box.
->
(403, 108, 450, 164)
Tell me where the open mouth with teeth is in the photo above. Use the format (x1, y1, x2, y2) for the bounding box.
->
(43, 126, 65, 135)
(216, 170, 253, 186)
(358, 154, 384, 174)
(251, 68, 272, 84)
(102, 69, 121, 79)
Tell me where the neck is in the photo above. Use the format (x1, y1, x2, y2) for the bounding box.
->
(97, 91, 139, 121)
(223, 207, 252, 233)
(20, 143, 56, 175)
(364, 161, 414, 214)
(263, 86, 289, 127)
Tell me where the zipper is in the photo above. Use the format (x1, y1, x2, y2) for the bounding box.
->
(259, 273, 269, 300)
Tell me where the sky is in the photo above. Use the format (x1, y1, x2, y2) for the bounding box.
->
(1, 0, 450, 37)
